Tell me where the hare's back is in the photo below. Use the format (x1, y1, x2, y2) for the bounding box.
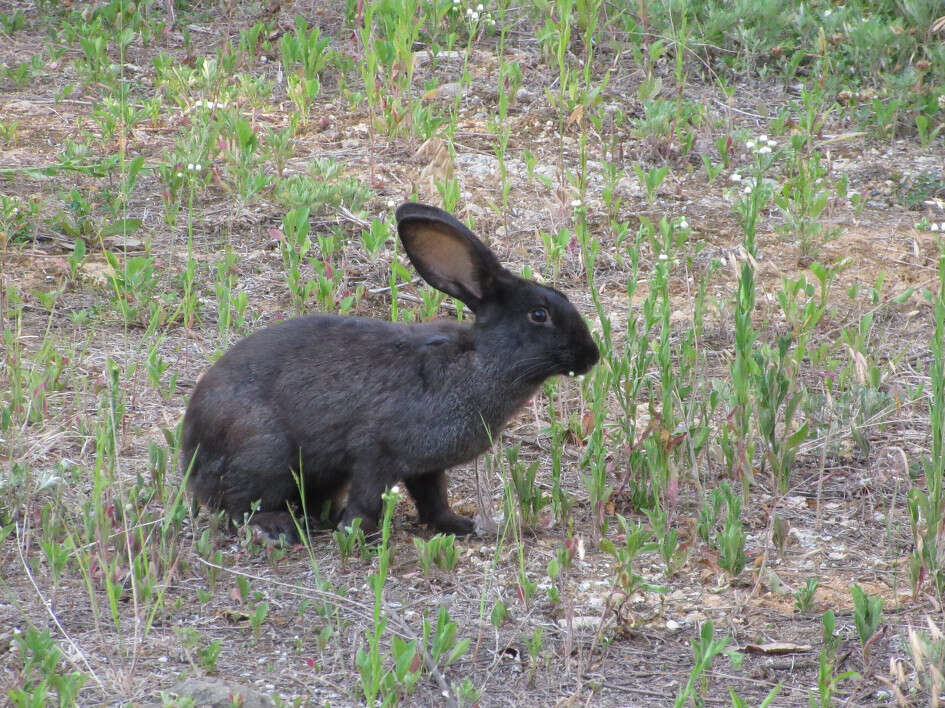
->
(204, 313, 468, 400)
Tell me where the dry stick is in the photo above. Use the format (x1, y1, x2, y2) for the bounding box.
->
(817, 272, 940, 343)
(176, 641, 201, 675)
(710, 98, 766, 120)
(15, 522, 106, 695)
(750, 495, 775, 599)
(886, 446, 907, 599)
(194, 557, 459, 706)
(195, 556, 376, 625)
(815, 422, 833, 531)
(680, 259, 705, 500)
(470, 453, 498, 682)
(474, 454, 498, 537)
(368, 276, 425, 295)
(380, 599, 458, 708)
(109, 448, 146, 684)
(874, 673, 912, 706)
(565, 584, 623, 705)
(335, 205, 370, 229)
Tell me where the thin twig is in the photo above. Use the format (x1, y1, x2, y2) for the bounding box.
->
(336, 205, 371, 229)
(15, 522, 106, 694)
(711, 98, 766, 120)
(196, 557, 459, 705)
(815, 423, 833, 531)
(382, 599, 459, 708)
(195, 556, 377, 627)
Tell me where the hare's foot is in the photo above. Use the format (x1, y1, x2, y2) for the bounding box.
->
(405, 471, 475, 536)
(244, 511, 301, 545)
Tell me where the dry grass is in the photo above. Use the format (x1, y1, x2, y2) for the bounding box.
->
(2, 1, 945, 706)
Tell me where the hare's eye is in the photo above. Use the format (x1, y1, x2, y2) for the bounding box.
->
(528, 307, 549, 324)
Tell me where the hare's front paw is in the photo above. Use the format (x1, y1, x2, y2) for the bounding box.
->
(430, 511, 475, 537)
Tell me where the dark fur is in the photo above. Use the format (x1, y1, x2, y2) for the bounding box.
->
(181, 203, 599, 541)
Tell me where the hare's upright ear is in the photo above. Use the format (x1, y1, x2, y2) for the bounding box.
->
(396, 203, 504, 312)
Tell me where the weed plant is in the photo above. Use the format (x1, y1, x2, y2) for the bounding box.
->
(909, 244, 945, 596)
(2, 0, 943, 704)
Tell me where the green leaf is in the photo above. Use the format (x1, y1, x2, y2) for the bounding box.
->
(490, 601, 506, 628)
(125, 154, 145, 192)
(392, 637, 416, 678)
(446, 637, 470, 667)
(100, 218, 142, 237)
(787, 422, 809, 448)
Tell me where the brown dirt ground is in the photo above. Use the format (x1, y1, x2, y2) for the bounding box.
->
(2, 2, 945, 706)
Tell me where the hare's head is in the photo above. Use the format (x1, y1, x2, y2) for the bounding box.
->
(396, 203, 599, 383)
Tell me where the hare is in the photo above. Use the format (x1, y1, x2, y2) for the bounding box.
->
(181, 203, 599, 542)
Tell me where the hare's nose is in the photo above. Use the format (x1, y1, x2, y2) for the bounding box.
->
(577, 338, 600, 373)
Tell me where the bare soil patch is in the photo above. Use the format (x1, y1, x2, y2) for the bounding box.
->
(2, 2, 944, 706)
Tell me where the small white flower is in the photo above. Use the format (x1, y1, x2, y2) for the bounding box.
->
(932, 223, 941, 232)
(477, 3, 484, 10)
(730, 172, 742, 182)
(766, 139, 777, 148)
(743, 185, 752, 194)
(195, 164, 202, 172)
(824, 9, 831, 16)
(758, 134, 768, 143)
(390, 484, 401, 494)
(746, 140, 756, 150)
(176, 171, 183, 178)
(758, 146, 771, 154)
(658, 253, 669, 261)
(679, 219, 689, 230)
(187, 162, 194, 170)
(571, 199, 582, 207)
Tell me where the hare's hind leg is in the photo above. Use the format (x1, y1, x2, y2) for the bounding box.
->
(215, 433, 302, 543)
(244, 511, 301, 545)
(405, 470, 475, 536)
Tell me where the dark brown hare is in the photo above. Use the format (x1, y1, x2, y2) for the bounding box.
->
(181, 203, 599, 542)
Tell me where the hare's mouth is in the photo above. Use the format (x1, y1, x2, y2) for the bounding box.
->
(568, 348, 599, 376)
(557, 361, 592, 378)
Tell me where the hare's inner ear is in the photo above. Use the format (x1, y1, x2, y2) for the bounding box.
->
(398, 217, 502, 311)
